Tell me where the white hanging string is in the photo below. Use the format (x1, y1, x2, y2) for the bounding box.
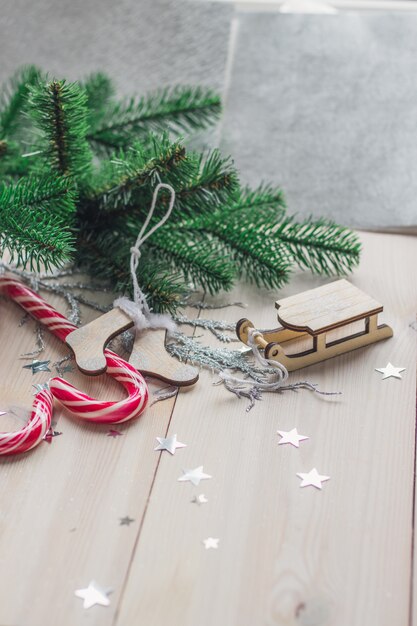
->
(113, 181, 177, 334)
(219, 329, 289, 390)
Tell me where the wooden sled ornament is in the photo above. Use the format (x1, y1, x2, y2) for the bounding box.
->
(236, 279, 393, 372)
(65, 308, 199, 387)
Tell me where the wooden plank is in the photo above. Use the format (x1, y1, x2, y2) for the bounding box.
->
(115, 232, 417, 626)
(0, 289, 199, 626)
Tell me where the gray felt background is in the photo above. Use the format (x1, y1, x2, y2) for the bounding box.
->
(221, 11, 417, 228)
(0, 0, 232, 93)
(1, 1, 417, 228)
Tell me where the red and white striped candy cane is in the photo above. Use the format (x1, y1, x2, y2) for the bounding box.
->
(49, 351, 148, 424)
(0, 275, 148, 427)
(0, 389, 52, 456)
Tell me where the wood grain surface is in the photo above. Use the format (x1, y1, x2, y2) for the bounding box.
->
(0, 230, 415, 626)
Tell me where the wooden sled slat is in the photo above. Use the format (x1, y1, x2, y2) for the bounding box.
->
(275, 279, 383, 336)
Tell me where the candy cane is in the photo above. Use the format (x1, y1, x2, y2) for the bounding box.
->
(0, 388, 52, 456)
(0, 275, 148, 428)
(49, 351, 147, 424)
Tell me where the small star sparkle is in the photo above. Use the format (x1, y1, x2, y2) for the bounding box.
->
(32, 382, 50, 394)
(178, 466, 212, 486)
(23, 359, 51, 374)
(43, 428, 62, 444)
(191, 494, 208, 505)
(107, 429, 123, 438)
(203, 537, 219, 549)
(297, 468, 330, 490)
(119, 516, 135, 526)
(154, 434, 186, 455)
(74, 580, 111, 609)
(375, 362, 406, 380)
(277, 428, 309, 448)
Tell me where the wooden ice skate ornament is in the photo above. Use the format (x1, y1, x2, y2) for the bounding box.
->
(65, 308, 199, 386)
(236, 279, 393, 372)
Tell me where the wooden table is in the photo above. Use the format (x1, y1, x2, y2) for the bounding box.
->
(0, 231, 416, 626)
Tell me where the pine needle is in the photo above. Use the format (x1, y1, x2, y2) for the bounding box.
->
(88, 85, 221, 151)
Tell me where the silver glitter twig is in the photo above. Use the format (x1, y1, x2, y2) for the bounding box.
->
(19, 324, 45, 359)
(166, 332, 275, 382)
(173, 315, 238, 342)
(150, 386, 178, 406)
(180, 296, 246, 310)
(53, 354, 74, 377)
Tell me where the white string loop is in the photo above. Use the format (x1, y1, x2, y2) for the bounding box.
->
(218, 328, 289, 390)
(114, 182, 177, 334)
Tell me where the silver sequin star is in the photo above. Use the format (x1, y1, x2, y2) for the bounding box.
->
(74, 580, 111, 609)
(32, 382, 50, 394)
(191, 494, 208, 505)
(178, 466, 212, 486)
(0, 410, 6, 417)
(277, 428, 309, 448)
(297, 468, 330, 490)
(154, 434, 187, 455)
(23, 359, 51, 374)
(119, 516, 135, 526)
(375, 362, 406, 380)
(107, 429, 123, 438)
(203, 537, 219, 549)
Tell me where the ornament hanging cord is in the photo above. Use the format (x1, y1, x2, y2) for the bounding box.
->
(113, 178, 177, 333)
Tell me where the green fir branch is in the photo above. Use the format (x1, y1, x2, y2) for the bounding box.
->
(271, 218, 361, 275)
(83, 134, 188, 211)
(0, 140, 32, 178)
(87, 86, 221, 151)
(82, 72, 115, 139)
(0, 176, 75, 269)
(0, 65, 361, 312)
(76, 226, 186, 313)
(148, 227, 236, 294)
(228, 184, 287, 217)
(28, 79, 92, 178)
(93, 148, 239, 222)
(82, 72, 115, 115)
(0, 65, 41, 139)
(183, 210, 291, 289)
(169, 150, 239, 215)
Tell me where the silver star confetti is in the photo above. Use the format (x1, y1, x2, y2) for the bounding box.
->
(375, 362, 406, 380)
(43, 428, 62, 444)
(154, 434, 187, 455)
(32, 382, 50, 394)
(277, 428, 309, 448)
(203, 537, 219, 549)
(107, 429, 123, 438)
(119, 516, 135, 526)
(22, 359, 51, 374)
(0, 410, 6, 417)
(75, 580, 111, 609)
(19, 324, 45, 359)
(191, 494, 208, 505)
(297, 468, 330, 490)
(43, 430, 60, 443)
(178, 466, 212, 486)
